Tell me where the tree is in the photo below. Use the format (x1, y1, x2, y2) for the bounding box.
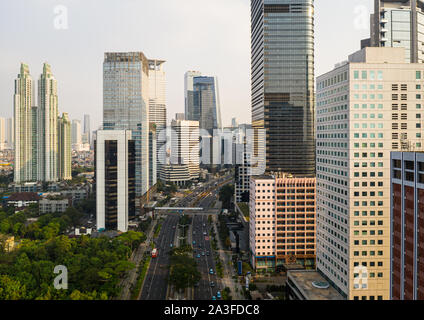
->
(0, 275, 26, 300)
(219, 184, 234, 210)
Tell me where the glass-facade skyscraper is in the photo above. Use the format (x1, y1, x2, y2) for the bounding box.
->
(103, 52, 150, 197)
(251, 0, 315, 177)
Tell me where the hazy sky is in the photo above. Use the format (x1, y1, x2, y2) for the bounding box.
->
(0, 0, 373, 130)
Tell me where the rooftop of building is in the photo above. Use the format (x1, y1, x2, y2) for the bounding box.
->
(7, 192, 41, 201)
(287, 270, 345, 300)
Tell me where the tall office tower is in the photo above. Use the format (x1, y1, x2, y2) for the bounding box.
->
(234, 124, 253, 203)
(103, 52, 150, 197)
(149, 123, 157, 188)
(96, 130, 136, 232)
(184, 71, 202, 120)
(38, 63, 59, 182)
(84, 114, 91, 145)
(161, 120, 200, 185)
(0, 117, 5, 150)
(316, 47, 424, 300)
(148, 59, 166, 182)
(170, 119, 200, 180)
(6, 118, 14, 149)
(249, 174, 316, 271)
(231, 117, 238, 129)
(14, 64, 34, 183)
(71, 119, 82, 145)
(390, 151, 424, 300)
(364, 0, 424, 63)
(250, 0, 315, 176)
(192, 76, 222, 134)
(58, 113, 72, 180)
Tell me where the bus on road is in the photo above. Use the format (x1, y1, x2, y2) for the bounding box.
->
(151, 248, 158, 258)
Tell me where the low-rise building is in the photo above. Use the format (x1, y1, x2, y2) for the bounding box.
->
(39, 198, 70, 214)
(286, 270, 345, 300)
(6, 192, 40, 208)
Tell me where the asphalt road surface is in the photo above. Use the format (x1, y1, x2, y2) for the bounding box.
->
(140, 215, 179, 300)
(193, 194, 221, 300)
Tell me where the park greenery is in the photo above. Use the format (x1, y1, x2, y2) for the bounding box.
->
(0, 230, 145, 300)
(0, 194, 146, 300)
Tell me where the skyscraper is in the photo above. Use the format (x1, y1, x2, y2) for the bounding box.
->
(250, 0, 315, 176)
(148, 59, 167, 182)
(13, 63, 70, 184)
(38, 63, 59, 182)
(0, 118, 5, 151)
(84, 114, 91, 145)
(6, 118, 14, 150)
(365, 0, 424, 63)
(103, 52, 150, 197)
(96, 130, 136, 232)
(58, 113, 72, 180)
(184, 71, 202, 120)
(192, 76, 222, 134)
(316, 47, 424, 300)
(71, 119, 82, 145)
(14, 64, 34, 183)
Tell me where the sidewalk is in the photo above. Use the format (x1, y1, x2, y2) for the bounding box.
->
(212, 203, 243, 300)
(118, 218, 157, 300)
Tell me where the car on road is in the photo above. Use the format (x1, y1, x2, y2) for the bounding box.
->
(196, 254, 201, 258)
(210, 281, 215, 287)
(203, 231, 207, 236)
(209, 268, 214, 275)
(212, 296, 216, 300)
(217, 291, 221, 299)
(170, 243, 173, 248)
(194, 282, 199, 287)
(206, 251, 210, 256)
(193, 241, 196, 245)
(201, 252, 205, 256)
(172, 226, 176, 229)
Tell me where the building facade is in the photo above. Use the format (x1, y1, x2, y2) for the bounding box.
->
(148, 59, 167, 182)
(184, 71, 202, 120)
(316, 47, 424, 300)
(58, 113, 72, 180)
(14, 64, 34, 183)
(103, 52, 150, 197)
(367, 0, 424, 63)
(391, 151, 424, 300)
(251, 0, 315, 176)
(192, 76, 222, 134)
(96, 130, 136, 232)
(249, 175, 316, 271)
(37, 63, 59, 182)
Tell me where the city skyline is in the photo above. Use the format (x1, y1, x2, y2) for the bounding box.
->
(0, 0, 374, 129)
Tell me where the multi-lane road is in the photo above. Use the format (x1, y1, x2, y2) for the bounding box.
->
(139, 173, 232, 300)
(139, 215, 179, 300)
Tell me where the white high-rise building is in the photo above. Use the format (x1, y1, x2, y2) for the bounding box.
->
(148, 59, 167, 182)
(6, 118, 14, 150)
(0, 117, 5, 151)
(316, 47, 424, 300)
(96, 130, 136, 232)
(84, 114, 91, 145)
(37, 63, 58, 182)
(58, 113, 72, 180)
(103, 52, 150, 197)
(161, 120, 200, 185)
(71, 119, 82, 145)
(14, 63, 34, 183)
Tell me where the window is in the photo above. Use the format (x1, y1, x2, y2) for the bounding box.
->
(362, 71, 367, 80)
(354, 71, 359, 79)
(417, 71, 422, 80)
